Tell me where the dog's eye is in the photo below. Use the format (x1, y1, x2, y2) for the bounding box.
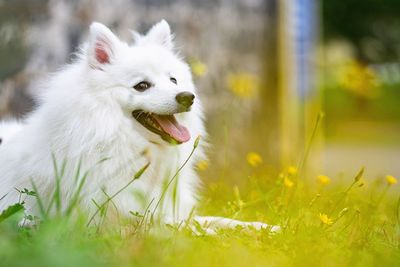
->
(170, 77, 177, 85)
(133, 81, 152, 92)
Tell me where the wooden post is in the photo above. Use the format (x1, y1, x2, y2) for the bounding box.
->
(277, 0, 322, 173)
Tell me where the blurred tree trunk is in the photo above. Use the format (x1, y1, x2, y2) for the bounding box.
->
(256, 0, 322, 173)
(252, 0, 281, 168)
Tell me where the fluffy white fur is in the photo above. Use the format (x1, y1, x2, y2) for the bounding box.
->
(0, 120, 23, 145)
(0, 21, 279, 232)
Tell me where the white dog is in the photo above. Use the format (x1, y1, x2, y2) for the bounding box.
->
(0, 21, 279, 233)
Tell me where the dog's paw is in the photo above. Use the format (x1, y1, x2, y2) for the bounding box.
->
(192, 216, 281, 235)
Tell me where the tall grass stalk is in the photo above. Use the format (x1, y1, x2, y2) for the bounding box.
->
(150, 136, 200, 223)
(86, 162, 150, 227)
(296, 111, 324, 179)
(285, 112, 324, 209)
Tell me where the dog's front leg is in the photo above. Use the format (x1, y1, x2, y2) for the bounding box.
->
(189, 216, 281, 235)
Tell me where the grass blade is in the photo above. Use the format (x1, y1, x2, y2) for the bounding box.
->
(151, 135, 201, 222)
(31, 180, 47, 220)
(86, 162, 150, 227)
(0, 203, 24, 224)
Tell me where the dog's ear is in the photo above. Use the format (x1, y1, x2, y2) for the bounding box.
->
(88, 22, 120, 69)
(145, 20, 174, 50)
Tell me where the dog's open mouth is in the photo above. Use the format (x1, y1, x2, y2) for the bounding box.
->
(132, 110, 190, 144)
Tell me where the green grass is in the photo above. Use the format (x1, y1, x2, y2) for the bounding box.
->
(0, 163, 399, 267)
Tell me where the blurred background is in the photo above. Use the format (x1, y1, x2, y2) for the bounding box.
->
(0, 0, 399, 186)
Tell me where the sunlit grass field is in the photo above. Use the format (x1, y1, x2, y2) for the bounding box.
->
(0, 137, 399, 267)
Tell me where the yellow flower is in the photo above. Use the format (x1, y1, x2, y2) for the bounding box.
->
(246, 152, 263, 167)
(196, 160, 209, 171)
(386, 175, 398, 185)
(317, 175, 331, 185)
(284, 176, 294, 188)
(319, 213, 333, 225)
(190, 59, 208, 77)
(338, 61, 379, 98)
(226, 72, 259, 98)
(287, 166, 298, 176)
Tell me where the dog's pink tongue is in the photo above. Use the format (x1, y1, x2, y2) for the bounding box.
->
(154, 115, 191, 143)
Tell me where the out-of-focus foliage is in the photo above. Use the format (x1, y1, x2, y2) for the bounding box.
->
(337, 61, 380, 99)
(321, 0, 400, 158)
(322, 0, 400, 62)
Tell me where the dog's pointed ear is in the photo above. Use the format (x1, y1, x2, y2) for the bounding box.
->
(88, 22, 119, 69)
(145, 20, 174, 50)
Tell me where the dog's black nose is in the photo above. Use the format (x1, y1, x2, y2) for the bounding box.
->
(175, 91, 195, 108)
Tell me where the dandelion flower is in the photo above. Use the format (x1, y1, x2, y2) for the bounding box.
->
(319, 213, 333, 225)
(226, 72, 259, 98)
(284, 176, 294, 188)
(287, 166, 298, 176)
(247, 152, 263, 167)
(190, 59, 207, 77)
(386, 175, 398, 185)
(317, 175, 331, 185)
(196, 160, 209, 171)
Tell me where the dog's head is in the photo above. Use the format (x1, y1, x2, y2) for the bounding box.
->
(86, 20, 197, 145)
